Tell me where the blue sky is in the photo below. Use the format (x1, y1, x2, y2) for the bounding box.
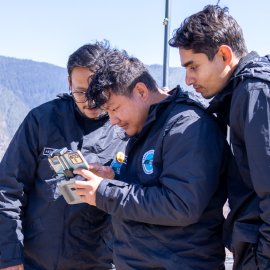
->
(0, 0, 269, 68)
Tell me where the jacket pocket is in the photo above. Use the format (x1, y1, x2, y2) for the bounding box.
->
(37, 177, 63, 202)
(232, 221, 259, 246)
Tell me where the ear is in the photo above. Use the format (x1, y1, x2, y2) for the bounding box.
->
(133, 82, 149, 101)
(68, 76, 72, 91)
(217, 45, 233, 65)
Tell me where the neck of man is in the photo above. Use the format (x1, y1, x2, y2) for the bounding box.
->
(148, 88, 169, 106)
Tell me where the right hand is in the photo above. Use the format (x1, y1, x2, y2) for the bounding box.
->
(1, 264, 24, 270)
(88, 163, 115, 179)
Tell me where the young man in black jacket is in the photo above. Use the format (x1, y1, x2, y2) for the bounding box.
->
(0, 42, 126, 270)
(169, 5, 270, 269)
(73, 47, 231, 269)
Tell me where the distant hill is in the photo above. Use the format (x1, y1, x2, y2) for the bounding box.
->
(0, 55, 188, 159)
(147, 64, 187, 90)
(0, 56, 68, 109)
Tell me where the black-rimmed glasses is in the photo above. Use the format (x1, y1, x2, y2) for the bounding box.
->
(71, 91, 88, 103)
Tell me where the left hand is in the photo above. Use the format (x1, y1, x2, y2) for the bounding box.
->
(88, 163, 115, 179)
(73, 168, 103, 206)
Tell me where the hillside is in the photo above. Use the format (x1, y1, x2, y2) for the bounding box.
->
(0, 55, 188, 159)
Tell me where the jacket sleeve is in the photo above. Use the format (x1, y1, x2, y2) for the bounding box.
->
(0, 112, 39, 268)
(244, 83, 270, 267)
(96, 112, 226, 226)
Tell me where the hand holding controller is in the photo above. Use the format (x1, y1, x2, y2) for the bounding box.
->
(48, 147, 89, 204)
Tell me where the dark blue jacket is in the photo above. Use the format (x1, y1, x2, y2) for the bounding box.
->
(95, 89, 229, 270)
(0, 94, 126, 270)
(208, 52, 270, 269)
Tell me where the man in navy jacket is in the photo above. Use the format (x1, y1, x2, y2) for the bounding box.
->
(169, 5, 270, 269)
(0, 42, 126, 270)
(73, 47, 231, 269)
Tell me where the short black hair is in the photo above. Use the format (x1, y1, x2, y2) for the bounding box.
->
(67, 41, 109, 77)
(87, 48, 158, 108)
(169, 5, 247, 60)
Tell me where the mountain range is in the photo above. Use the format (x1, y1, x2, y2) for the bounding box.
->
(0, 55, 188, 159)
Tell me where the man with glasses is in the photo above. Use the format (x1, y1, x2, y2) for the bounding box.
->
(0, 42, 126, 270)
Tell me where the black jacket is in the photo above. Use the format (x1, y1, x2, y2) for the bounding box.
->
(0, 94, 126, 269)
(95, 89, 229, 270)
(208, 52, 270, 269)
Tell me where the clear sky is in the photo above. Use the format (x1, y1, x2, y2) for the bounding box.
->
(0, 0, 269, 68)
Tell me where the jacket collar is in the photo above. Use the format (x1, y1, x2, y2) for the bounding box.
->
(207, 51, 260, 114)
(131, 87, 181, 140)
(146, 87, 179, 122)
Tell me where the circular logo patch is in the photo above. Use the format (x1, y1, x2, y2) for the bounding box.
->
(142, 149, 154, 174)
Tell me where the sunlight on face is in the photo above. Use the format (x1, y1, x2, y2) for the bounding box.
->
(104, 91, 149, 136)
(70, 67, 103, 119)
(179, 48, 230, 99)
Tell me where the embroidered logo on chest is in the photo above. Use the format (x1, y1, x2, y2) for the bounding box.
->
(43, 147, 57, 156)
(142, 149, 155, 174)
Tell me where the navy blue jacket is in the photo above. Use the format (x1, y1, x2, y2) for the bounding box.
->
(208, 52, 270, 269)
(0, 94, 126, 269)
(95, 89, 229, 270)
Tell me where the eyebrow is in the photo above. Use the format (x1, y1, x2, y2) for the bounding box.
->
(182, 60, 194, 68)
(102, 102, 112, 111)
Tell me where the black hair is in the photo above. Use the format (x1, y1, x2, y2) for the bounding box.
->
(169, 5, 247, 60)
(67, 41, 109, 77)
(87, 48, 158, 108)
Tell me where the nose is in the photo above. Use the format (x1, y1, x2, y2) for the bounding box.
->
(185, 71, 195, 86)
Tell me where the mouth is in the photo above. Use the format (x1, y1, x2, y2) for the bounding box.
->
(119, 124, 128, 130)
(193, 85, 202, 93)
(84, 107, 98, 111)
